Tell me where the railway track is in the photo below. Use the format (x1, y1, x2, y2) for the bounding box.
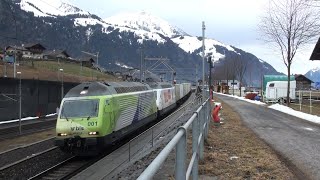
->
(0, 146, 59, 171)
(0, 94, 196, 179)
(0, 137, 55, 169)
(29, 156, 85, 180)
(0, 117, 57, 140)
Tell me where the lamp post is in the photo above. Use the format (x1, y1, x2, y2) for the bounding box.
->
(59, 69, 64, 100)
(208, 56, 213, 92)
(17, 71, 21, 134)
(202, 21, 206, 100)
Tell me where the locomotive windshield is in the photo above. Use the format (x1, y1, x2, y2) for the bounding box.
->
(60, 99, 99, 118)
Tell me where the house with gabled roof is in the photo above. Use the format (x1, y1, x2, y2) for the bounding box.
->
(310, 37, 320, 60)
(43, 50, 70, 60)
(294, 74, 313, 90)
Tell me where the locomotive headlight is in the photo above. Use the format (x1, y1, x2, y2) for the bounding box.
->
(58, 133, 68, 136)
(89, 131, 99, 135)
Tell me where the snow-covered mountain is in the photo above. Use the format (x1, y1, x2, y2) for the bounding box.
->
(172, 36, 235, 62)
(103, 11, 243, 63)
(19, 0, 90, 17)
(305, 67, 320, 82)
(3, 0, 282, 84)
(104, 11, 188, 38)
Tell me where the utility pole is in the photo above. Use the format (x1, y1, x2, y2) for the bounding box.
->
(202, 21, 206, 100)
(81, 51, 99, 67)
(195, 64, 198, 86)
(97, 52, 99, 66)
(208, 56, 212, 92)
(17, 71, 21, 134)
(59, 69, 64, 101)
(140, 48, 143, 83)
(14, 47, 16, 78)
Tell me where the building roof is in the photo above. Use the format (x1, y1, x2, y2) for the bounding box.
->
(310, 37, 320, 60)
(79, 57, 95, 62)
(23, 43, 46, 50)
(5, 45, 26, 51)
(294, 74, 314, 83)
(44, 50, 70, 57)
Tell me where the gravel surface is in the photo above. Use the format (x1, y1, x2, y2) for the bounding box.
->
(0, 148, 72, 180)
(215, 93, 320, 180)
(0, 138, 55, 168)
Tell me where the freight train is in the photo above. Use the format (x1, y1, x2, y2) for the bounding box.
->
(55, 81, 191, 154)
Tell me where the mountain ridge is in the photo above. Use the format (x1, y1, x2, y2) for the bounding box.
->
(0, 0, 282, 85)
(305, 67, 320, 83)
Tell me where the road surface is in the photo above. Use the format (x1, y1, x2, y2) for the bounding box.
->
(215, 93, 320, 180)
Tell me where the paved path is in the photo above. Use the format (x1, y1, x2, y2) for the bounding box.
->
(215, 93, 320, 180)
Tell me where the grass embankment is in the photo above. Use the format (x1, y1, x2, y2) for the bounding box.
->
(0, 60, 118, 83)
(197, 96, 296, 179)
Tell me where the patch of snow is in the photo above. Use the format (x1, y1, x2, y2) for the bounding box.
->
(46, 113, 57, 117)
(0, 116, 39, 125)
(104, 11, 187, 38)
(259, 58, 265, 63)
(85, 28, 93, 41)
(74, 18, 106, 27)
(0, 112, 58, 125)
(213, 92, 266, 105)
(229, 156, 239, 160)
(269, 104, 320, 124)
(304, 127, 314, 131)
(311, 67, 320, 73)
(20, 0, 90, 17)
(76, 16, 167, 44)
(115, 62, 133, 69)
(172, 36, 235, 62)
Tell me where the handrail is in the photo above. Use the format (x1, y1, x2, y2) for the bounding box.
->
(138, 98, 211, 180)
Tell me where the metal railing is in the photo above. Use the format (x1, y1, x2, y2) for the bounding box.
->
(290, 90, 320, 116)
(138, 97, 211, 180)
(101, 94, 202, 178)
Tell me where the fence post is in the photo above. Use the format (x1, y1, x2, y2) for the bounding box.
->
(129, 141, 131, 162)
(299, 91, 302, 111)
(192, 112, 199, 180)
(175, 128, 186, 180)
(310, 91, 312, 114)
(151, 128, 154, 147)
(199, 105, 204, 160)
(205, 101, 210, 139)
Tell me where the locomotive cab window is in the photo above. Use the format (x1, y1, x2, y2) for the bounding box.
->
(60, 99, 99, 118)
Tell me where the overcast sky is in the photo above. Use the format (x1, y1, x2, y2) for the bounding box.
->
(70, 0, 320, 74)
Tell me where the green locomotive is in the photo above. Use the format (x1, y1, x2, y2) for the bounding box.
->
(55, 82, 157, 153)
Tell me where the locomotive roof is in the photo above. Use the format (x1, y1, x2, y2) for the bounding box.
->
(64, 81, 152, 97)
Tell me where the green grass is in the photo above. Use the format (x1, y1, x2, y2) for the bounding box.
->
(23, 60, 112, 80)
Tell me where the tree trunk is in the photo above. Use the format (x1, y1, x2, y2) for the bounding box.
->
(287, 64, 291, 107)
(232, 79, 235, 95)
(239, 81, 242, 97)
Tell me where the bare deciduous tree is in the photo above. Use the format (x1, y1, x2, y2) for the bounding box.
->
(235, 55, 248, 97)
(259, 0, 320, 106)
